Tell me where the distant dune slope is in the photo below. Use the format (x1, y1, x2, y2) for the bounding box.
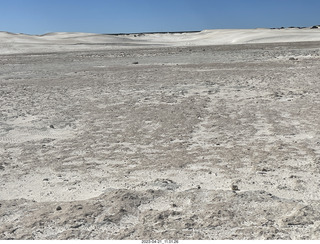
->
(1, 28, 320, 54)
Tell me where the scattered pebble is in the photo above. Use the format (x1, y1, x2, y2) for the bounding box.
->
(56, 206, 62, 211)
(231, 184, 239, 191)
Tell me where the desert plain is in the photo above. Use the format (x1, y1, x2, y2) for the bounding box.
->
(1, 28, 320, 239)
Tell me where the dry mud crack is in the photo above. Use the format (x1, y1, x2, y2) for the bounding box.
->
(1, 42, 320, 239)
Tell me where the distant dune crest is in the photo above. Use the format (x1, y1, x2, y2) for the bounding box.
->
(1, 27, 320, 54)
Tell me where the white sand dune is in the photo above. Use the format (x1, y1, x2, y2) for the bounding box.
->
(134, 28, 320, 45)
(1, 28, 320, 54)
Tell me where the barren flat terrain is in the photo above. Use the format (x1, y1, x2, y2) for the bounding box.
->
(1, 30, 320, 239)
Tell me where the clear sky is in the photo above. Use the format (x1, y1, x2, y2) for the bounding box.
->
(0, 0, 319, 34)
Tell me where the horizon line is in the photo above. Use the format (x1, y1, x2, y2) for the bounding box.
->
(1, 25, 320, 36)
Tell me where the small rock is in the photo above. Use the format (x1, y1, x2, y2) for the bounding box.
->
(49, 125, 54, 129)
(132, 61, 139, 64)
(56, 206, 62, 211)
(197, 185, 201, 189)
(231, 184, 239, 191)
(43, 178, 49, 181)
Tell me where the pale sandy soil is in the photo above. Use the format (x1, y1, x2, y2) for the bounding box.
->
(1, 29, 320, 239)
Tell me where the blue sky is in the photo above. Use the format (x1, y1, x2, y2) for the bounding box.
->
(0, 0, 319, 34)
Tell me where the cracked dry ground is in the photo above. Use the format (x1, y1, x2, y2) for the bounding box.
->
(1, 42, 320, 239)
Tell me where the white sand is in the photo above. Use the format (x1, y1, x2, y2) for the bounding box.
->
(1, 28, 320, 54)
(1, 28, 320, 239)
